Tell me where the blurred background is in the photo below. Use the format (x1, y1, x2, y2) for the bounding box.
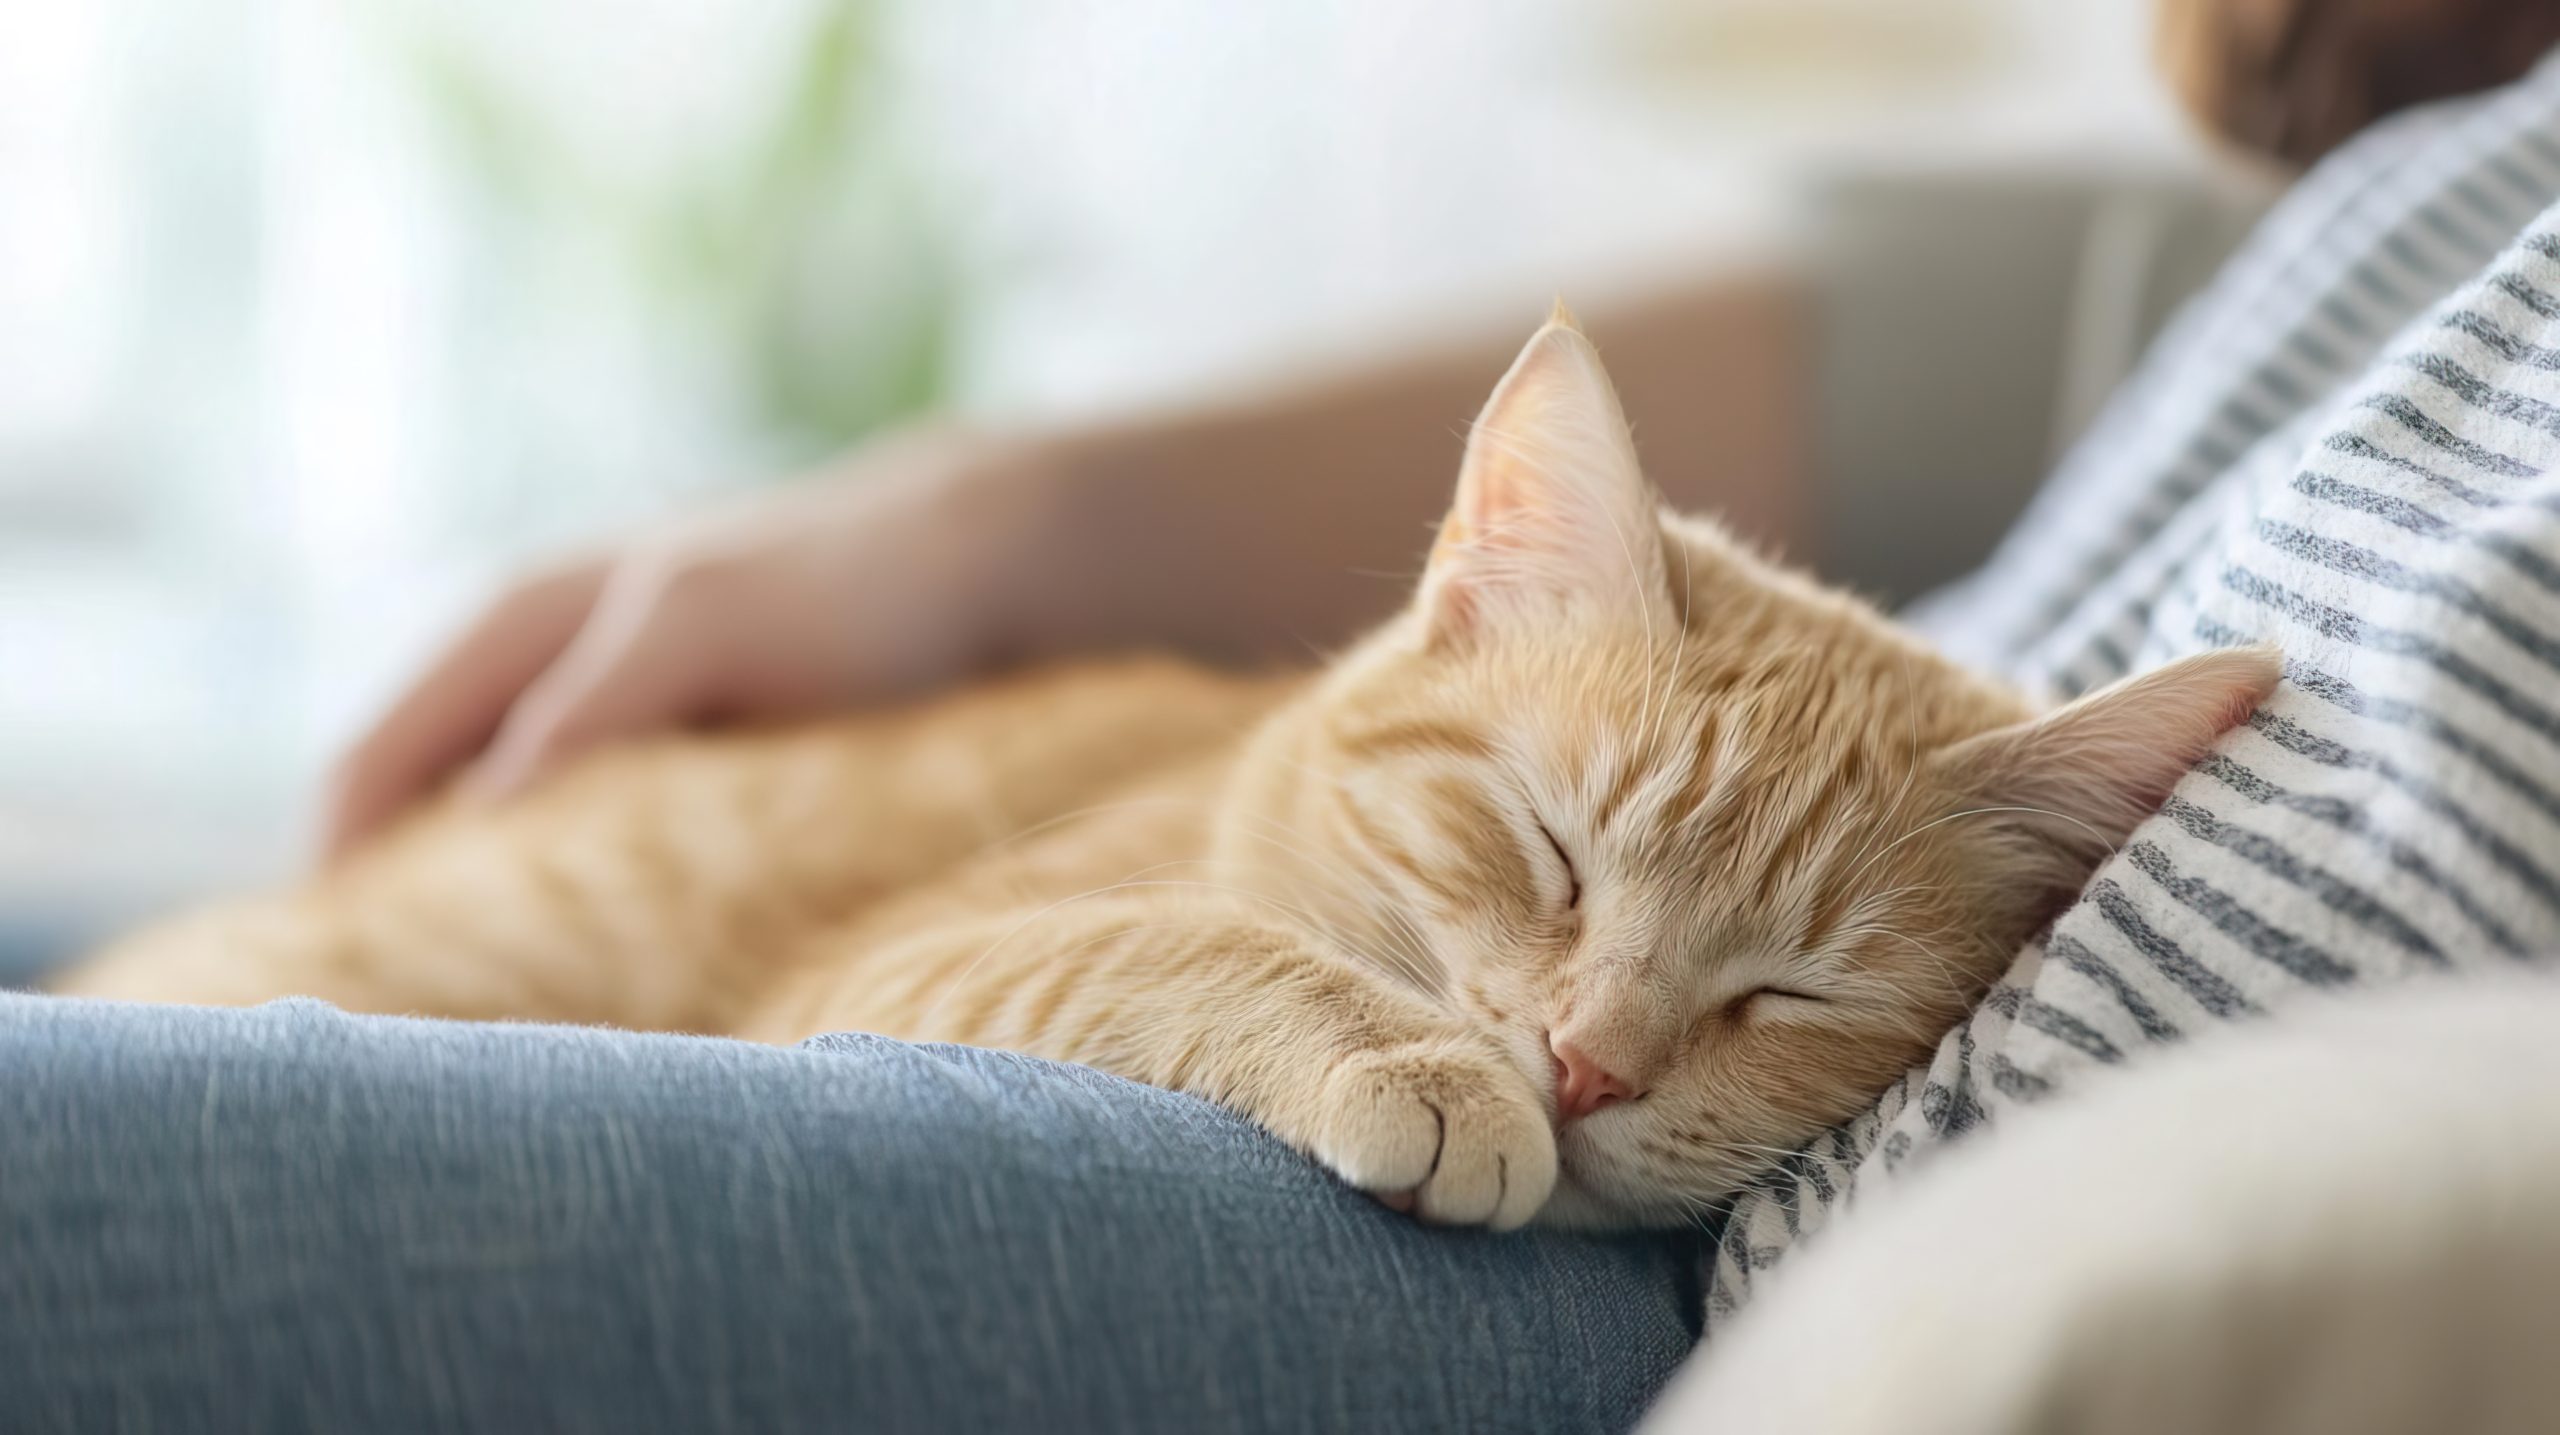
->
(0, 0, 2267, 972)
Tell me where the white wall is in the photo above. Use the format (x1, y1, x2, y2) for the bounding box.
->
(900, 0, 2188, 411)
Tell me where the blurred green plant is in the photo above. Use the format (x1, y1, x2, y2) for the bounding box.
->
(394, 0, 955, 464)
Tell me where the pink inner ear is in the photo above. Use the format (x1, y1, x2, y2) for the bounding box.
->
(2092, 651, 2279, 815)
(1418, 318, 1666, 639)
(2114, 678, 2271, 811)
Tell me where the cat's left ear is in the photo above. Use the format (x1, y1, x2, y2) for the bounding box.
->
(1934, 645, 2284, 898)
(1419, 305, 1672, 643)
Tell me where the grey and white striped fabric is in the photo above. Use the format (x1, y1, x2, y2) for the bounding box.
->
(1712, 47, 2560, 1319)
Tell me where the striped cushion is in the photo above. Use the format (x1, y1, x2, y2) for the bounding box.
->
(1713, 46, 2560, 1319)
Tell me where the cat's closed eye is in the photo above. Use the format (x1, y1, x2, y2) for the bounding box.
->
(1729, 987, 1828, 1019)
(1537, 820, 1581, 910)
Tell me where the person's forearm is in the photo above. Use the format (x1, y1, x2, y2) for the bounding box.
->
(980, 269, 1810, 670)
(318, 270, 1802, 845)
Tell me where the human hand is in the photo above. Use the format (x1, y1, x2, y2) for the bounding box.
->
(319, 425, 1053, 860)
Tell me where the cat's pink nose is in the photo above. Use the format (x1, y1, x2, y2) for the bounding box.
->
(1550, 1035, 1639, 1126)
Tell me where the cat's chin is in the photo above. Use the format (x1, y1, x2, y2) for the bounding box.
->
(1534, 1149, 1742, 1233)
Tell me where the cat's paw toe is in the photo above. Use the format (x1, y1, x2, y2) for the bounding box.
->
(1313, 1041, 1557, 1230)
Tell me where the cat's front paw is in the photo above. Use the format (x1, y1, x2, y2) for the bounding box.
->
(1309, 1039, 1557, 1230)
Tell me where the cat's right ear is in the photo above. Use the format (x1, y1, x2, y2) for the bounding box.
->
(1417, 306, 1672, 645)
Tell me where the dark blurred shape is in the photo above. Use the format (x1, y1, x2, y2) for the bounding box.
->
(2158, 0, 2560, 168)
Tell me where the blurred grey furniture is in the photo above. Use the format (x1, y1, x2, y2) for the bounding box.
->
(1809, 162, 2268, 604)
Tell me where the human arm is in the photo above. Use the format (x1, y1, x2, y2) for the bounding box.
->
(321, 268, 1808, 856)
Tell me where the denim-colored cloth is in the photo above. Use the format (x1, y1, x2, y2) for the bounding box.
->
(0, 994, 1704, 1433)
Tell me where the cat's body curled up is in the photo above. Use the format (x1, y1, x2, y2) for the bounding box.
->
(60, 311, 2280, 1230)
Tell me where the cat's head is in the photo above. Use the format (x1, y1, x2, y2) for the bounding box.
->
(1221, 308, 2279, 1227)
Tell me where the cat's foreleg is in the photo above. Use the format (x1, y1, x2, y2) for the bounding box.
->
(754, 896, 1560, 1229)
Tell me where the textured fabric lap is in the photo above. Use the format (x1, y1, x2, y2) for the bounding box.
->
(0, 994, 1703, 1433)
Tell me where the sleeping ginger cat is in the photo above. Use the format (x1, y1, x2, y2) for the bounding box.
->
(58, 311, 2280, 1231)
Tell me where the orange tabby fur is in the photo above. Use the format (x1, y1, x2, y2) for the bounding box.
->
(58, 313, 2280, 1230)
